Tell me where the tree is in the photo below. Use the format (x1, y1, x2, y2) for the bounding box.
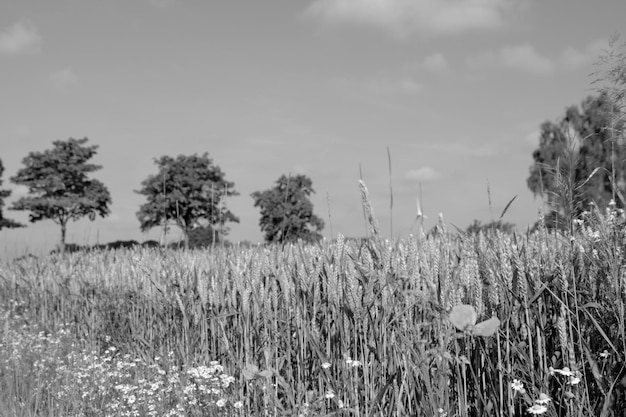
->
(10, 138, 111, 252)
(466, 219, 515, 235)
(0, 158, 24, 230)
(188, 225, 220, 248)
(527, 93, 626, 222)
(251, 174, 324, 244)
(136, 153, 239, 249)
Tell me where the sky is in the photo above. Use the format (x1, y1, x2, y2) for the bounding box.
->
(1, 0, 626, 258)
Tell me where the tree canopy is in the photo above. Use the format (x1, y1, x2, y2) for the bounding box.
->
(136, 153, 239, 249)
(465, 220, 515, 235)
(10, 138, 111, 252)
(527, 93, 626, 221)
(0, 158, 24, 230)
(251, 174, 324, 244)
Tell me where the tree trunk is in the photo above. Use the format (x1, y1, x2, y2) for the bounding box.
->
(60, 222, 67, 254)
(183, 227, 190, 250)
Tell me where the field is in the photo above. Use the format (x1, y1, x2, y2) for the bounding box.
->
(1, 206, 626, 416)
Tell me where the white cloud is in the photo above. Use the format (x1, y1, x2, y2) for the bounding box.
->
(145, 0, 177, 8)
(15, 125, 33, 138)
(559, 39, 606, 70)
(468, 44, 555, 75)
(0, 20, 42, 55)
(412, 141, 497, 157)
(7, 184, 29, 198)
(467, 39, 608, 76)
(50, 67, 80, 90)
(368, 77, 423, 94)
(499, 44, 555, 75)
(404, 167, 441, 182)
(305, 0, 513, 37)
(523, 130, 540, 147)
(334, 75, 424, 95)
(422, 52, 450, 72)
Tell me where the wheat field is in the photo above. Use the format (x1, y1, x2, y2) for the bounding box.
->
(1, 205, 625, 416)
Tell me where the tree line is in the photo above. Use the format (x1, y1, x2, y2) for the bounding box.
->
(0, 138, 324, 252)
(1, 39, 624, 246)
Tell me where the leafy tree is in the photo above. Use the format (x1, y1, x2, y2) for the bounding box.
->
(188, 225, 220, 248)
(465, 219, 515, 235)
(592, 35, 626, 143)
(10, 138, 111, 252)
(0, 158, 24, 230)
(136, 153, 239, 249)
(251, 174, 324, 243)
(527, 93, 626, 223)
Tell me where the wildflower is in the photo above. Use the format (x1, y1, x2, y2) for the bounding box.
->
(325, 389, 335, 399)
(510, 379, 525, 394)
(351, 360, 362, 367)
(600, 350, 610, 359)
(559, 367, 573, 377)
(536, 393, 551, 405)
(321, 362, 331, 369)
(549, 366, 573, 377)
(233, 401, 243, 409)
(216, 398, 226, 407)
(527, 404, 548, 415)
(337, 400, 344, 409)
(345, 358, 353, 366)
(568, 375, 581, 385)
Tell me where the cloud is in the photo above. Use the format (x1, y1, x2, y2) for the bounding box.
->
(560, 39, 606, 70)
(422, 52, 450, 72)
(304, 0, 513, 38)
(523, 130, 540, 147)
(0, 20, 42, 55)
(468, 43, 555, 75)
(7, 184, 29, 199)
(333, 75, 424, 96)
(367, 76, 423, 94)
(50, 67, 80, 90)
(404, 167, 441, 182)
(412, 141, 497, 157)
(145, 0, 177, 8)
(467, 39, 608, 76)
(15, 125, 33, 138)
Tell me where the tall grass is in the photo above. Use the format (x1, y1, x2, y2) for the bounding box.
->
(1, 197, 625, 416)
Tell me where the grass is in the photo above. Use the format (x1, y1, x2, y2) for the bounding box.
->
(1, 198, 625, 416)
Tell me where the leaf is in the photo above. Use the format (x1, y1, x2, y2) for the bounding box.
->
(242, 363, 259, 381)
(499, 195, 518, 219)
(258, 370, 273, 379)
(449, 304, 477, 332)
(583, 344, 605, 395)
(472, 317, 500, 337)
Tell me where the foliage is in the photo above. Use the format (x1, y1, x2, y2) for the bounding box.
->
(251, 174, 324, 243)
(465, 219, 515, 234)
(527, 93, 626, 223)
(0, 317, 242, 416)
(592, 34, 626, 140)
(188, 224, 220, 248)
(136, 153, 238, 249)
(9, 138, 111, 252)
(0, 158, 24, 230)
(3, 206, 626, 416)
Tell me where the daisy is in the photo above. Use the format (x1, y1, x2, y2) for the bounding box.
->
(536, 393, 551, 405)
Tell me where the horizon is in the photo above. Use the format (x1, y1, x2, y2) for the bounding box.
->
(2, 0, 626, 259)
